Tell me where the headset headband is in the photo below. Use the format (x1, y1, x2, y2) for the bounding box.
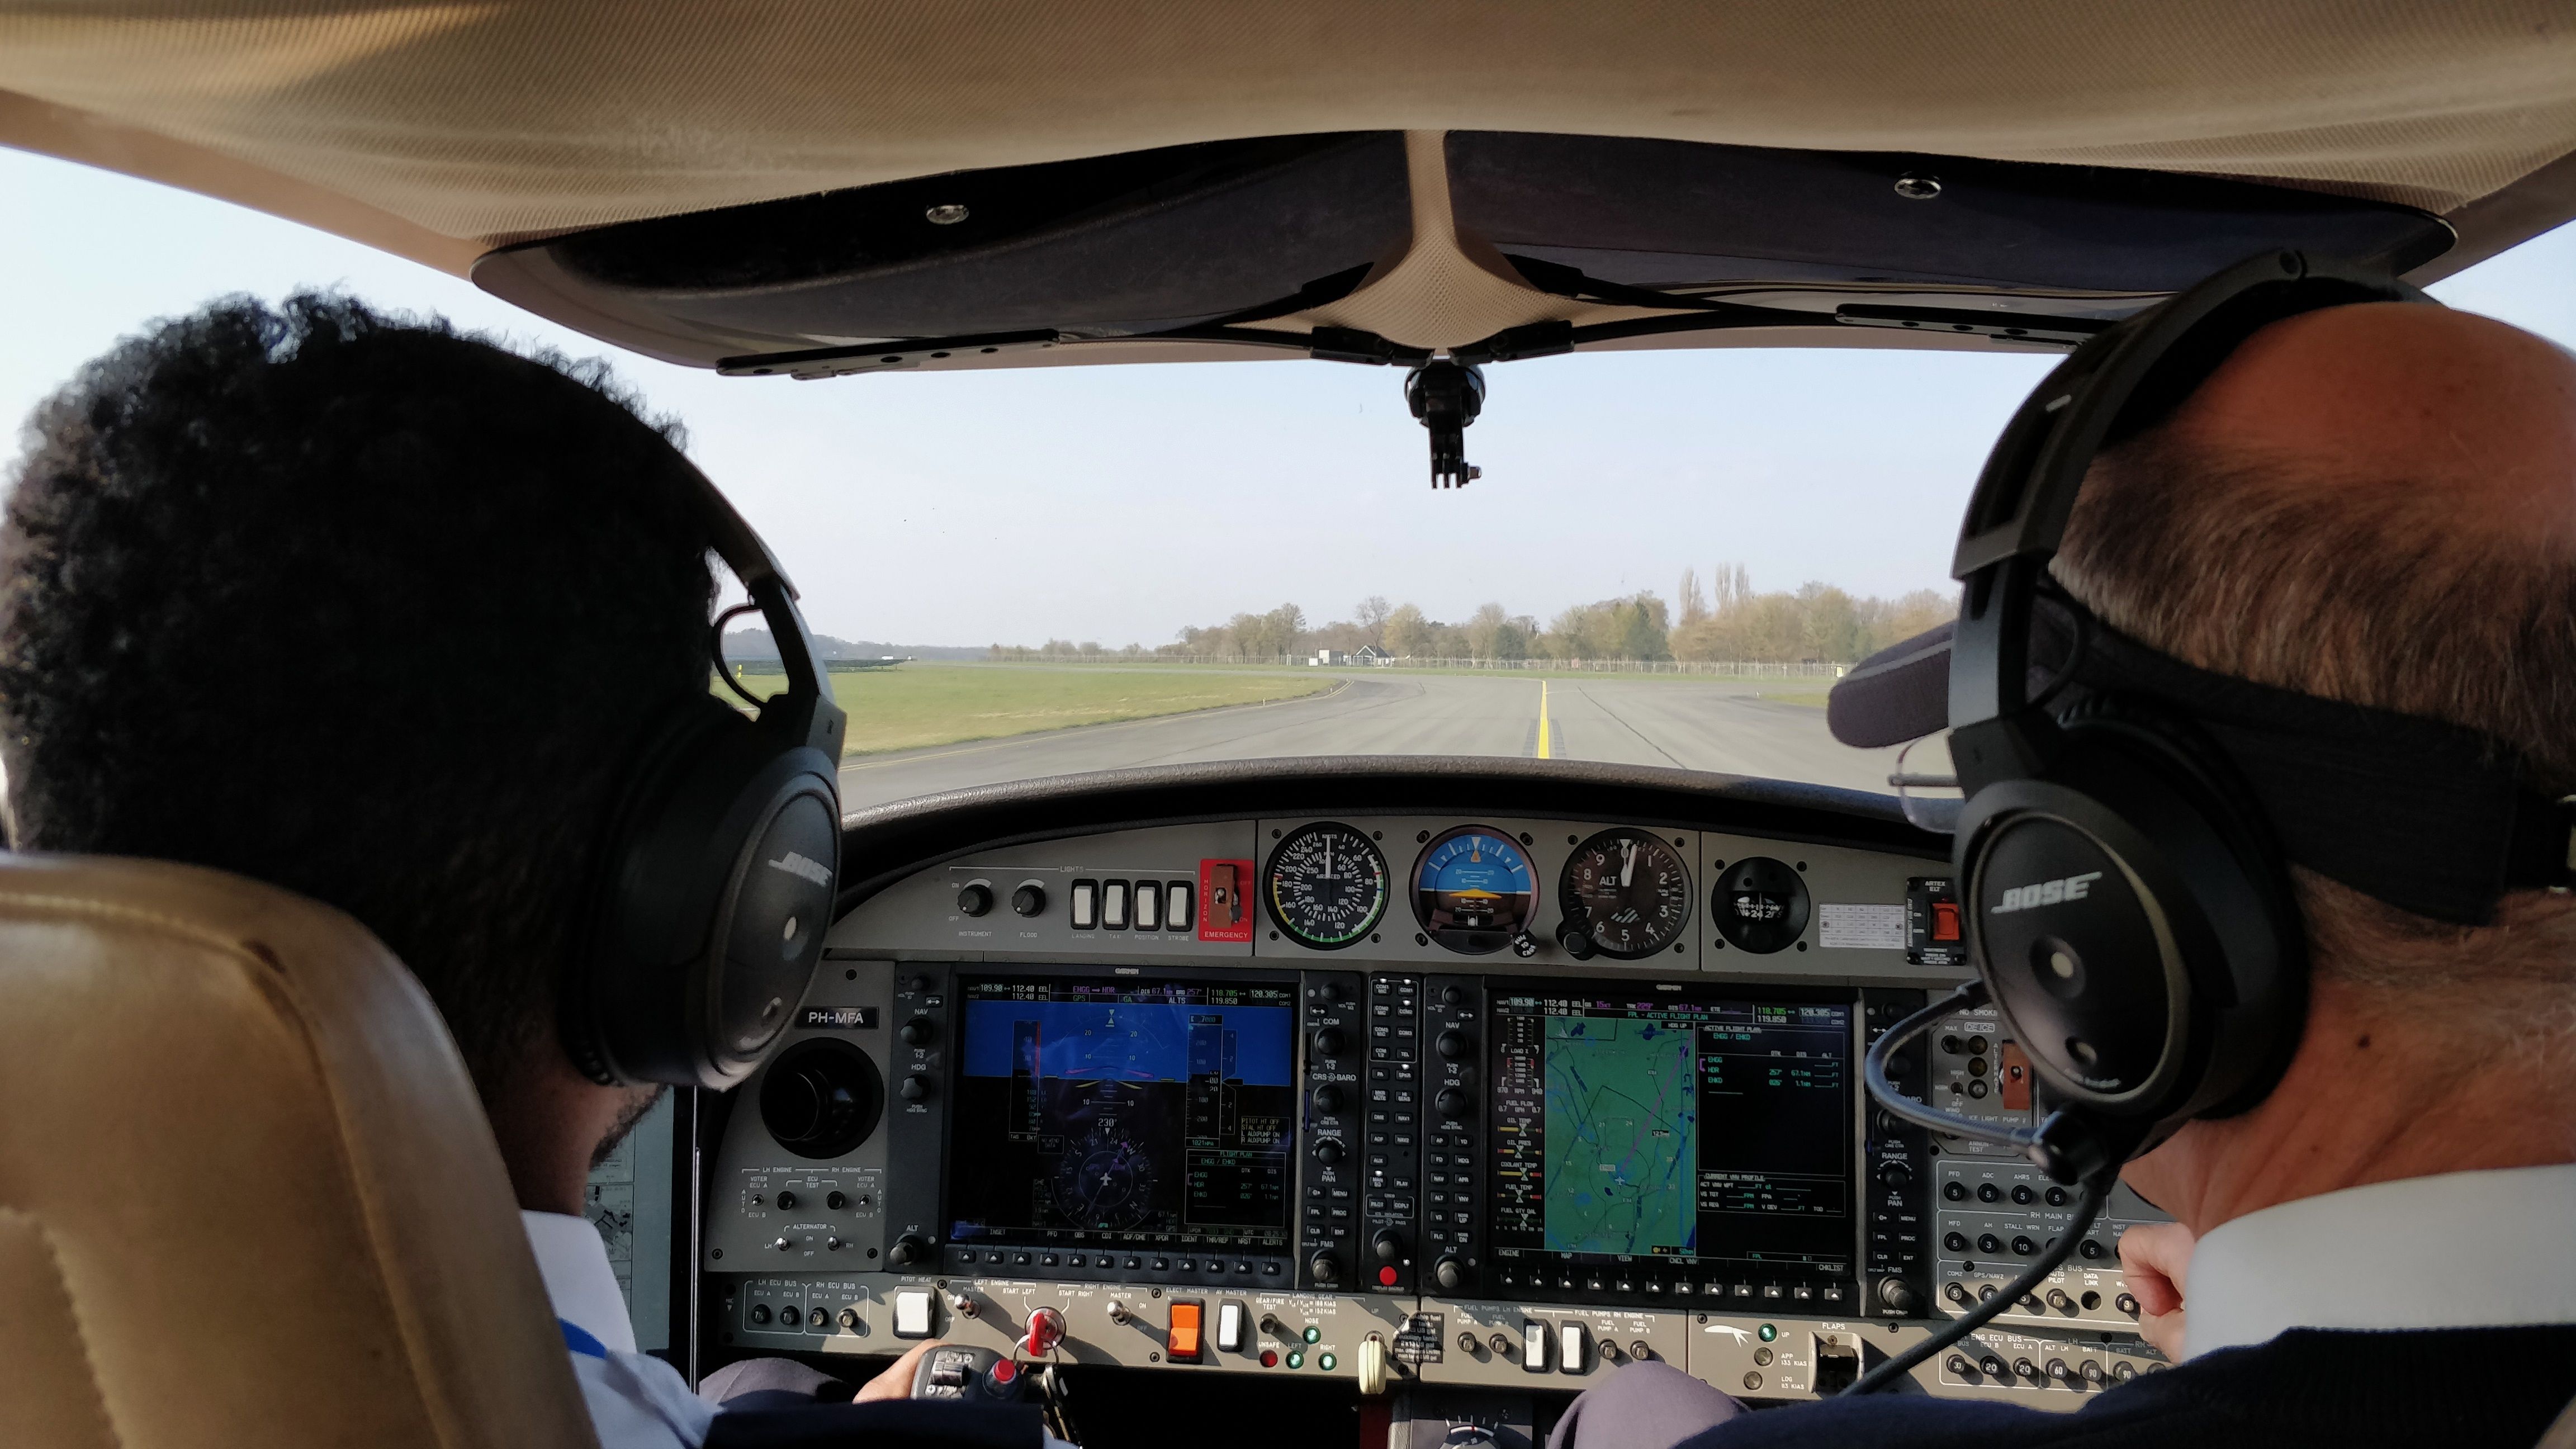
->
(690, 462, 842, 757)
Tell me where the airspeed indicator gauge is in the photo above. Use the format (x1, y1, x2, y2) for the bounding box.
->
(1560, 828, 1693, 959)
(1264, 822, 1389, 950)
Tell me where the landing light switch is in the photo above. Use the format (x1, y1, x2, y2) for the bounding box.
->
(1070, 881, 1098, 931)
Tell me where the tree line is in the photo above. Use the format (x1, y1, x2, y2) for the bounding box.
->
(989, 566, 1954, 665)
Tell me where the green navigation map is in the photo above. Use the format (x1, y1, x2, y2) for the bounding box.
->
(1542, 1014, 1699, 1256)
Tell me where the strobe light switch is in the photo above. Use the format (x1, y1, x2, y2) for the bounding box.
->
(1167, 882, 1194, 930)
(1166, 1301, 1204, 1361)
(892, 1290, 935, 1339)
(1522, 1320, 1551, 1374)
(1559, 1321, 1591, 1375)
(1216, 1301, 1246, 1353)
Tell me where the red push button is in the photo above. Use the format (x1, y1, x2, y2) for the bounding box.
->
(1378, 1266, 1399, 1286)
(988, 1359, 1018, 1385)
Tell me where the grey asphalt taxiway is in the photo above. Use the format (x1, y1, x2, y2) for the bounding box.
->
(838, 673, 1905, 811)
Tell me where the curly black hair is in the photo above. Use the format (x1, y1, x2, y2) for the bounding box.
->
(0, 293, 717, 1102)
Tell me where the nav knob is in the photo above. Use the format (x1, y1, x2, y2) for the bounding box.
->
(1435, 1086, 1472, 1119)
(1371, 1228, 1407, 1264)
(899, 1016, 936, 1045)
(1437, 1029, 1472, 1061)
(956, 883, 993, 917)
(1011, 883, 1046, 917)
(1309, 1251, 1343, 1284)
(1556, 922, 1597, 960)
(1313, 1025, 1347, 1058)
(888, 1235, 929, 1266)
(1876, 1276, 1922, 1315)
(1315, 1138, 1346, 1166)
(899, 1074, 931, 1101)
(1433, 1256, 1466, 1292)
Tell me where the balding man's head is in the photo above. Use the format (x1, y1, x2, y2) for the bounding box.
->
(2054, 300, 2576, 1001)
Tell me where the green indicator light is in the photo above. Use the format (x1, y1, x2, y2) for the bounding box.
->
(1285, 1352, 1304, 1370)
(1758, 1324, 1777, 1343)
(1319, 1353, 1338, 1371)
(1304, 1325, 1322, 1343)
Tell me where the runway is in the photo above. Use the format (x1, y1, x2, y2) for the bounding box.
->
(837, 673, 1905, 811)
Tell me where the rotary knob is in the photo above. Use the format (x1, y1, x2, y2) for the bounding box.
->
(1011, 883, 1046, 917)
(1435, 1086, 1472, 1119)
(1314, 1138, 1346, 1165)
(899, 1075, 931, 1101)
(1433, 1256, 1466, 1292)
(1877, 1161, 1914, 1189)
(1436, 1029, 1472, 1061)
(1876, 1276, 1922, 1315)
(956, 883, 992, 917)
(1313, 1026, 1347, 1058)
(888, 1235, 929, 1267)
(1556, 922, 1597, 960)
(1309, 1251, 1343, 1284)
(1371, 1228, 1407, 1263)
(1313, 1085, 1345, 1112)
(899, 1016, 936, 1045)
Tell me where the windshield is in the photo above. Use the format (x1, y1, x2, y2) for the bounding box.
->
(11, 147, 2575, 813)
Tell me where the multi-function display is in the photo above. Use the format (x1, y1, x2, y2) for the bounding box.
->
(1487, 987, 1854, 1290)
(948, 974, 1297, 1252)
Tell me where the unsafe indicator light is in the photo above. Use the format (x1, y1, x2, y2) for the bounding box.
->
(1261, 1349, 1278, 1367)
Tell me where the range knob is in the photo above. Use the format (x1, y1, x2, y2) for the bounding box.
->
(899, 1074, 931, 1101)
(1011, 883, 1046, 917)
(888, 1235, 929, 1267)
(1312, 1026, 1347, 1058)
(1314, 1138, 1346, 1165)
(1309, 1251, 1343, 1284)
(1435, 1086, 1473, 1119)
(956, 884, 993, 917)
(1371, 1228, 1407, 1264)
(1877, 1161, 1914, 1189)
(1877, 1276, 1922, 1315)
(1433, 1256, 1466, 1292)
(1436, 1029, 1473, 1061)
(899, 1016, 936, 1046)
(1555, 923, 1597, 960)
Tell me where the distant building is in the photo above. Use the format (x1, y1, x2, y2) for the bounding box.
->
(1308, 649, 1349, 666)
(1356, 645, 1392, 665)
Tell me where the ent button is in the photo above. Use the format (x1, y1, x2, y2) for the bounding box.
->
(892, 1290, 935, 1339)
(1167, 1301, 1204, 1361)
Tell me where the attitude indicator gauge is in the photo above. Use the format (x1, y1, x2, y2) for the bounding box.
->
(1052, 1124, 1156, 1230)
(1558, 828, 1693, 959)
(1413, 825, 1539, 955)
(1264, 822, 1389, 950)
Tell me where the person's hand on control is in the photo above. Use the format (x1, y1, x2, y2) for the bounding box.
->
(2117, 1221, 2194, 1361)
(857, 1340, 944, 1403)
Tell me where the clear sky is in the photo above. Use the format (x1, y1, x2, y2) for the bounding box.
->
(6, 145, 2573, 648)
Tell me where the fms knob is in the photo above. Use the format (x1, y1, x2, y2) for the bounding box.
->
(1372, 1228, 1408, 1263)
(1433, 1256, 1467, 1292)
(956, 883, 993, 917)
(1309, 1251, 1343, 1284)
(888, 1235, 930, 1267)
(1011, 884, 1047, 917)
(1312, 1026, 1347, 1058)
(1877, 1276, 1922, 1315)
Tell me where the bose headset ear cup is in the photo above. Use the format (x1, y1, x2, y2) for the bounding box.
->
(1957, 713, 2304, 1138)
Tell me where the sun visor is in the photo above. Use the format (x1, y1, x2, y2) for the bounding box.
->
(1827, 622, 1956, 749)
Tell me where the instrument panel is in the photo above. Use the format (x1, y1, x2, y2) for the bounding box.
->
(700, 799, 2170, 1410)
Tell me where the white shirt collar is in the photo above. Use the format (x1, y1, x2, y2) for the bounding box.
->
(2184, 1163, 2576, 1359)
(523, 1210, 640, 1355)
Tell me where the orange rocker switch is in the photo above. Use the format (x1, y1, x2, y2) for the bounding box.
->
(1166, 1301, 1204, 1362)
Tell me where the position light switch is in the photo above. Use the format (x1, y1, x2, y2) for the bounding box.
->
(892, 1290, 935, 1339)
(1216, 1301, 1245, 1353)
(1167, 882, 1194, 930)
(1559, 1322, 1590, 1375)
(1522, 1320, 1551, 1373)
(1167, 1301, 1204, 1361)
(1136, 882, 1162, 931)
(1070, 880, 1098, 930)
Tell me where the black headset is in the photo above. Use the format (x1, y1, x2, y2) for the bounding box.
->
(1933, 251, 2434, 1172)
(557, 467, 847, 1091)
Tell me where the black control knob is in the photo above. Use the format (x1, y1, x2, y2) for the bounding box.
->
(1876, 1276, 1921, 1315)
(1435, 1086, 1472, 1119)
(1877, 1162, 1914, 1189)
(899, 1074, 931, 1101)
(1437, 1029, 1473, 1061)
(1947, 1355, 1974, 1377)
(1978, 1355, 2008, 1379)
(899, 1016, 936, 1046)
(1433, 1256, 1466, 1292)
(1441, 985, 1466, 1007)
(1371, 1228, 1407, 1264)
(827, 1191, 849, 1210)
(1977, 1183, 2002, 1202)
(1942, 1181, 1968, 1201)
(1314, 1138, 1346, 1166)
(888, 1235, 929, 1267)
(1313, 1085, 1344, 1113)
(1556, 922, 1597, 960)
(2010, 1183, 2036, 1205)
(2115, 1293, 2140, 1317)
(1508, 929, 1538, 959)
(1319, 981, 1346, 1002)
(1313, 1026, 1347, 1058)
(956, 884, 993, 917)
(1011, 884, 1046, 917)
(1309, 1251, 1343, 1284)
(776, 1190, 798, 1210)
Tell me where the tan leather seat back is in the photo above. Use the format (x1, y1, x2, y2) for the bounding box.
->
(0, 853, 601, 1449)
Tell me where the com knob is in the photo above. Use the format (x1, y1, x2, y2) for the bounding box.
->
(1314, 1138, 1346, 1166)
(1437, 1029, 1472, 1061)
(1435, 1086, 1473, 1119)
(1309, 1251, 1343, 1284)
(1556, 922, 1597, 960)
(1433, 1256, 1466, 1292)
(1011, 883, 1047, 917)
(1371, 1228, 1407, 1264)
(1313, 1085, 1345, 1113)
(1312, 1026, 1347, 1059)
(899, 1016, 936, 1046)
(1876, 1276, 1922, 1315)
(888, 1235, 929, 1267)
(956, 884, 993, 917)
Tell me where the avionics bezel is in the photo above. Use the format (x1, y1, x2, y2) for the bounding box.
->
(940, 964, 1306, 1287)
(1476, 975, 1864, 1313)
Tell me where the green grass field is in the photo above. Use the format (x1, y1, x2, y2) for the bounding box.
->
(726, 662, 1337, 756)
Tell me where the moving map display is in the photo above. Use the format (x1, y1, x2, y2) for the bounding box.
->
(1489, 988, 1853, 1278)
(948, 974, 1296, 1250)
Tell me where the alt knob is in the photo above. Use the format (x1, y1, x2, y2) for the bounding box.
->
(1313, 1085, 1345, 1112)
(888, 1235, 929, 1267)
(1435, 1086, 1472, 1119)
(1556, 923, 1597, 960)
(1876, 1276, 1921, 1315)
(1309, 1251, 1343, 1284)
(1371, 1228, 1407, 1263)
(956, 884, 993, 917)
(899, 1016, 936, 1045)
(899, 1075, 931, 1101)
(1436, 1029, 1472, 1061)
(1315, 1138, 1346, 1165)
(1433, 1256, 1466, 1292)
(1313, 1026, 1347, 1058)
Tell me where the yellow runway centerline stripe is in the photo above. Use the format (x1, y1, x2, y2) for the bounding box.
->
(1537, 679, 1552, 759)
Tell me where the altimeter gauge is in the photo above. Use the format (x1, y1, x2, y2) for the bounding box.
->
(1559, 828, 1693, 959)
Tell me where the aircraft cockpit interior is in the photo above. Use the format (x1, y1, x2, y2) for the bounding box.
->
(4, 6, 2575, 1449)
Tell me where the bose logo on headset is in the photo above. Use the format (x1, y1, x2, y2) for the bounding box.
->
(766, 850, 835, 887)
(1992, 871, 2104, 914)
